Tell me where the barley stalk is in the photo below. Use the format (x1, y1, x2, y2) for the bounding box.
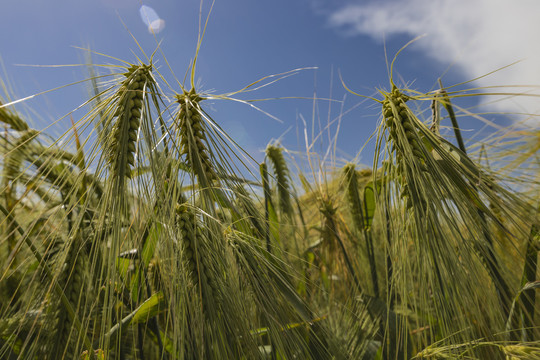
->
(1, 129, 40, 300)
(343, 164, 365, 231)
(47, 234, 88, 359)
(225, 228, 334, 359)
(265, 144, 293, 217)
(520, 207, 540, 341)
(108, 64, 151, 186)
(317, 196, 364, 296)
(173, 203, 252, 358)
(343, 163, 379, 297)
(0, 203, 95, 358)
(3, 129, 39, 186)
(175, 88, 215, 185)
(501, 344, 540, 360)
(175, 203, 218, 308)
(260, 162, 272, 252)
(382, 86, 427, 210)
(0, 101, 29, 132)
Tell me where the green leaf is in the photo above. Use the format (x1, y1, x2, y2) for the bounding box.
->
(131, 291, 165, 324)
(142, 222, 161, 267)
(105, 292, 165, 346)
(149, 330, 175, 356)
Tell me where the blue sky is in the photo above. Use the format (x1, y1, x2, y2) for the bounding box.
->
(1, 0, 538, 170)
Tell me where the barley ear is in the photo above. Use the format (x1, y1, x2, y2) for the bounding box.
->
(175, 88, 215, 186)
(501, 344, 540, 360)
(47, 234, 88, 359)
(108, 64, 151, 188)
(382, 88, 428, 207)
(343, 164, 365, 231)
(0, 102, 29, 132)
(175, 203, 219, 311)
(265, 144, 293, 217)
(343, 163, 379, 297)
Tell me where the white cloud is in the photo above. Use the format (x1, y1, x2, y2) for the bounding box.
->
(329, 0, 540, 125)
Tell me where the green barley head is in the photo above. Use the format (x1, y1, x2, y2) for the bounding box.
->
(175, 88, 215, 186)
(108, 63, 152, 187)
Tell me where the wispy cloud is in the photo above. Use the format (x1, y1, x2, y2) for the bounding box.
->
(328, 0, 540, 125)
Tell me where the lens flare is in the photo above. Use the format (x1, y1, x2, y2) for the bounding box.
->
(139, 5, 165, 34)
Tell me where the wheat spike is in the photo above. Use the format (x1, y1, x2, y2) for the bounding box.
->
(108, 64, 151, 184)
(175, 203, 218, 306)
(0, 102, 29, 132)
(45, 234, 88, 359)
(175, 88, 215, 185)
(265, 144, 293, 217)
(343, 164, 364, 231)
(343, 163, 379, 296)
(501, 344, 540, 360)
(381, 86, 429, 210)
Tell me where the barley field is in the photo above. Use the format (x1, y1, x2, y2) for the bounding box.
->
(0, 14, 539, 360)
